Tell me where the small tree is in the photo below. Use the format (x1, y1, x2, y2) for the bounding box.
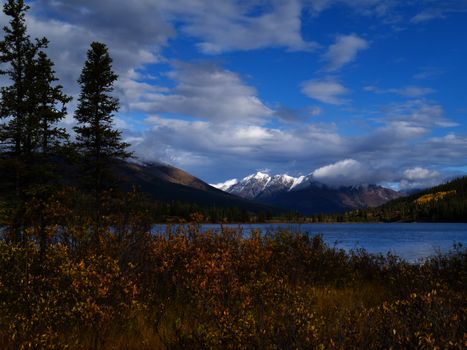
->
(73, 42, 131, 240)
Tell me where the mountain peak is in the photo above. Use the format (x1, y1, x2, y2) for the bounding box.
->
(215, 171, 402, 214)
(211, 178, 239, 191)
(244, 171, 271, 181)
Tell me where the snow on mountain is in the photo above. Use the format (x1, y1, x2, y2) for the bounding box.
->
(215, 171, 402, 212)
(227, 172, 273, 199)
(211, 178, 239, 191)
(219, 172, 312, 199)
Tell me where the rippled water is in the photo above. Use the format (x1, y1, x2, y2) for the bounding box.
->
(153, 223, 467, 262)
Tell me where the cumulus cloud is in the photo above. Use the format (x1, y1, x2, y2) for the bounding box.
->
(128, 91, 466, 184)
(301, 78, 350, 105)
(403, 167, 439, 181)
(323, 34, 369, 71)
(130, 62, 273, 124)
(313, 159, 364, 184)
(400, 167, 442, 190)
(27, 0, 171, 93)
(166, 0, 315, 53)
(312, 159, 391, 186)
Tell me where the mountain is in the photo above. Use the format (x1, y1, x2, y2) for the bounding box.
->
(213, 172, 401, 214)
(353, 176, 467, 222)
(115, 162, 276, 213)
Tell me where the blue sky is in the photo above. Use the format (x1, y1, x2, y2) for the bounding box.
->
(2, 0, 467, 189)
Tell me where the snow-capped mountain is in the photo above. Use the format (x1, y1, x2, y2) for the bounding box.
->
(212, 172, 312, 199)
(212, 172, 321, 198)
(211, 178, 239, 192)
(212, 172, 402, 214)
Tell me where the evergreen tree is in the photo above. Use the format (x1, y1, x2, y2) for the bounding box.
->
(73, 42, 131, 237)
(33, 51, 71, 159)
(0, 0, 47, 241)
(28, 51, 71, 255)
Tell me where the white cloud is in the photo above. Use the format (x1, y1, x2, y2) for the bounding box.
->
(403, 167, 439, 181)
(323, 34, 369, 71)
(159, 0, 315, 53)
(130, 62, 273, 124)
(313, 159, 363, 186)
(301, 78, 350, 105)
(313, 159, 362, 178)
(400, 167, 442, 190)
(312, 159, 395, 186)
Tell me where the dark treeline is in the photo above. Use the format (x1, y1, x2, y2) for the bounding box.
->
(149, 200, 276, 223)
(308, 177, 467, 223)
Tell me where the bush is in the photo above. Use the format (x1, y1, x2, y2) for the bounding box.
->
(0, 227, 465, 349)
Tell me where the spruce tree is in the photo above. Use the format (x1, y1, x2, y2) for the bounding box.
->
(33, 51, 71, 159)
(73, 42, 131, 237)
(29, 51, 71, 254)
(0, 0, 47, 241)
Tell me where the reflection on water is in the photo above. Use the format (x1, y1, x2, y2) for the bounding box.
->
(152, 223, 467, 262)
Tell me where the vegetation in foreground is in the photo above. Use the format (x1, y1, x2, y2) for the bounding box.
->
(0, 222, 465, 349)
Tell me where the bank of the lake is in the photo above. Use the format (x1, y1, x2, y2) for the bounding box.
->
(153, 222, 467, 262)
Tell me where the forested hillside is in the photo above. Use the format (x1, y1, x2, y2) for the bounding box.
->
(325, 177, 467, 222)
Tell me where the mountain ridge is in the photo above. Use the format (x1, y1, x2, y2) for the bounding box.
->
(212, 171, 402, 214)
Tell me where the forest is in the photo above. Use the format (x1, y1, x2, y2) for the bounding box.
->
(0, 1, 465, 349)
(310, 177, 467, 223)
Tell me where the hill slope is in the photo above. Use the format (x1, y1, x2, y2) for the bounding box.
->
(346, 177, 467, 222)
(115, 162, 277, 213)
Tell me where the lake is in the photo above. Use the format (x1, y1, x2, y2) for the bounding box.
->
(153, 223, 467, 262)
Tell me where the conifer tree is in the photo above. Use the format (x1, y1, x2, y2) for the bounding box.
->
(0, 0, 47, 241)
(73, 42, 131, 237)
(33, 51, 71, 159)
(28, 51, 71, 254)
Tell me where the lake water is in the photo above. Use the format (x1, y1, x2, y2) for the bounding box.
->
(153, 223, 467, 262)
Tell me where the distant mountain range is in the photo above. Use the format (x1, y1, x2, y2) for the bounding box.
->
(114, 162, 275, 213)
(213, 172, 402, 214)
(352, 176, 467, 222)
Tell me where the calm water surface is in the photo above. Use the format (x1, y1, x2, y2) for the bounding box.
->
(153, 223, 467, 262)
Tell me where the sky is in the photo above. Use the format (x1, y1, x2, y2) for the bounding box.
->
(2, 0, 467, 189)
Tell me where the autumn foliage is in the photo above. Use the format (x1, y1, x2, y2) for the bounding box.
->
(0, 207, 465, 349)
